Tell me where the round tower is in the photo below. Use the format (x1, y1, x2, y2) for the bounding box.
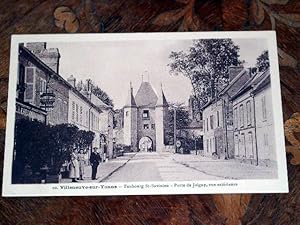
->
(155, 84, 169, 152)
(123, 82, 138, 151)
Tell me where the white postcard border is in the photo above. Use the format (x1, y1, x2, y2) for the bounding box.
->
(2, 31, 289, 197)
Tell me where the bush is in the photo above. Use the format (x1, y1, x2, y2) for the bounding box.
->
(12, 119, 95, 183)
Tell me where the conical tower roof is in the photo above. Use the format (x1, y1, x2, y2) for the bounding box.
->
(135, 81, 158, 107)
(156, 84, 168, 107)
(124, 82, 137, 108)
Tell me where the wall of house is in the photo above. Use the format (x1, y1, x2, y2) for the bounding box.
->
(254, 84, 276, 165)
(203, 100, 224, 157)
(18, 52, 69, 126)
(99, 109, 114, 159)
(232, 92, 257, 164)
(68, 90, 90, 131)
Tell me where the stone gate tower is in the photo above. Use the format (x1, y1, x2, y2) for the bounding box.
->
(122, 80, 169, 152)
(123, 83, 138, 151)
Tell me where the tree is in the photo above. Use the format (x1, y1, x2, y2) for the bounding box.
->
(12, 120, 95, 183)
(256, 50, 269, 72)
(165, 103, 191, 145)
(77, 79, 114, 107)
(92, 85, 114, 107)
(169, 39, 241, 110)
(76, 130, 95, 150)
(49, 124, 79, 174)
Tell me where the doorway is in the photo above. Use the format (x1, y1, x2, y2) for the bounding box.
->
(138, 136, 153, 152)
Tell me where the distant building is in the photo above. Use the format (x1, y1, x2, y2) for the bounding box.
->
(86, 90, 114, 160)
(231, 68, 274, 166)
(122, 81, 169, 152)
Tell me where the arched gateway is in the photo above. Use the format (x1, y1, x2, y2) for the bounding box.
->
(138, 136, 153, 152)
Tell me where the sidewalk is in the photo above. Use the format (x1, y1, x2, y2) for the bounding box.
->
(60, 153, 136, 183)
(169, 152, 278, 180)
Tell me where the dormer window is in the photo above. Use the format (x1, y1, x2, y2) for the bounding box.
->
(142, 110, 149, 119)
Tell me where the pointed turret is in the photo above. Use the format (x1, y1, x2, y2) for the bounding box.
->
(156, 83, 168, 107)
(155, 83, 168, 152)
(124, 82, 137, 108)
(123, 82, 138, 151)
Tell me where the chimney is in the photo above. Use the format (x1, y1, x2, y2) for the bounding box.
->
(26, 42, 46, 53)
(26, 42, 60, 74)
(67, 75, 76, 88)
(248, 67, 258, 78)
(228, 65, 244, 81)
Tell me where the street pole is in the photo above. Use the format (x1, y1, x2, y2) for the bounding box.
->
(195, 137, 197, 155)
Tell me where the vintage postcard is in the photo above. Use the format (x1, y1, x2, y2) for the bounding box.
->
(2, 31, 288, 196)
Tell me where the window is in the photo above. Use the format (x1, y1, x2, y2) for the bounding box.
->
(217, 111, 220, 127)
(234, 135, 239, 156)
(86, 111, 89, 126)
(17, 64, 26, 101)
(241, 133, 245, 157)
(24, 67, 36, 103)
(39, 78, 46, 93)
(246, 101, 251, 125)
(72, 101, 75, 120)
(248, 132, 254, 157)
(91, 112, 94, 129)
(80, 106, 83, 124)
(142, 110, 149, 119)
(76, 104, 79, 122)
(206, 118, 209, 131)
(210, 115, 214, 130)
(262, 95, 267, 120)
(234, 108, 238, 129)
(264, 133, 268, 146)
(151, 124, 155, 129)
(125, 111, 129, 117)
(239, 105, 244, 127)
(143, 124, 149, 129)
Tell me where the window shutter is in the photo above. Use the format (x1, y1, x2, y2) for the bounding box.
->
(24, 67, 36, 103)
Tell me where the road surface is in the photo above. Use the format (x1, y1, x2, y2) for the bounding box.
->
(102, 152, 222, 182)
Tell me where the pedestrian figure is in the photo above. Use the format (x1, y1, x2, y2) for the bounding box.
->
(69, 151, 80, 182)
(78, 149, 86, 180)
(90, 148, 101, 180)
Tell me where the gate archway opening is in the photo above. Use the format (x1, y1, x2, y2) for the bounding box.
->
(138, 136, 153, 152)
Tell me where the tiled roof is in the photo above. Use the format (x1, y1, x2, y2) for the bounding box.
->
(231, 68, 270, 100)
(135, 82, 158, 107)
(124, 86, 137, 107)
(156, 87, 168, 107)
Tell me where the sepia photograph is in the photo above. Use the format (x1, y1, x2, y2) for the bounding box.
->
(2, 32, 288, 196)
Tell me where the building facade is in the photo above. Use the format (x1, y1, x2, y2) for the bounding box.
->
(122, 81, 169, 152)
(66, 76, 116, 159)
(18, 43, 112, 160)
(202, 99, 224, 158)
(17, 43, 69, 125)
(231, 69, 273, 165)
(252, 70, 275, 166)
(202, 66, 250, 159)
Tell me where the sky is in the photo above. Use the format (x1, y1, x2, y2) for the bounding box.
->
(47, 38, 268, 109)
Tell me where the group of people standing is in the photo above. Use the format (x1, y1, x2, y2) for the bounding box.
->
(69, 148, 101, 182)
